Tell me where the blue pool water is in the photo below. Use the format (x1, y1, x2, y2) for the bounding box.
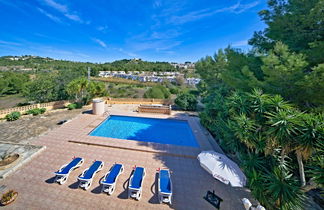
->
(89, 115, 199, 147)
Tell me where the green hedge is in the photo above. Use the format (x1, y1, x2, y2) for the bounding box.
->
(26, 108, 46, 116)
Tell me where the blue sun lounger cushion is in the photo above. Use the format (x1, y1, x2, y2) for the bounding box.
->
(101, 164, 124, 195)
(54, 157, 84, 185)
(102, 164, 123, 184)
(158, 169, 172, 205)
(78, 160, 104, 190)
(128, 167, 146, 201)
(160, 170, 172, 193)
(130, 167, 144, 189)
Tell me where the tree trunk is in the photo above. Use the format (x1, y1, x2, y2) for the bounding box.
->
(280, 148, 285, 166)
(296, 150, 306, 186)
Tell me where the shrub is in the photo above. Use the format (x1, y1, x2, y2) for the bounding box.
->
(67, 103, 82, 110)
(67, 103, 77, 110)
(175, 93, 197, 111)
(143, 85, 171, 99)
(75, 102, 83, 109)
(26, 108, 40, 116)
(5, 112, 21, 121)
(26, 108, 46, 115)
(169, 87, 179, 94)
(39, 108, 46, 114)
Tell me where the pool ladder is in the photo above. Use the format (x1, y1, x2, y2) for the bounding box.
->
(103, 111, 110, 117)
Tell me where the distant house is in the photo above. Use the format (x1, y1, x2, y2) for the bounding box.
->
(186, 78, 201, 85)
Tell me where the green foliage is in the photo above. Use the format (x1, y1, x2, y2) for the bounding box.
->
(143, 85, 170, 99)
(199, 88, 323, 209)
(263, 167, 306, 210)
(66, 78, 107, 104)
(175, 93, 197, 111)
(67, 102, 83, 110)
(261, 42, 308, 104)
(194, 1, 324, 208)
(249, 0, 324, 66)
(67, 103, 77, 110)
(26, 108, 46, 116)
(0, 72, 29, 95)
(298, 64, 324, 106)
(196, 42, 323, 109)
(5, 111, 21, 121)
(23, 74, 59, 103)
(0, 56, 176, 73)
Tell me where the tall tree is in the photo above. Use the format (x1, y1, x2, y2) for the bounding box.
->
(261, 42, 308, 105)
(249, 0, 324, 66)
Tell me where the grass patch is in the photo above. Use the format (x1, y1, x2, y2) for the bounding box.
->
(0, 94, 26, 110)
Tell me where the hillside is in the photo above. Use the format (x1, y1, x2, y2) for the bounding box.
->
(0, 55, 177, 74)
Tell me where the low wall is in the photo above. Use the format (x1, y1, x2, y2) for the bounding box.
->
(0, 100, 71, 118)
(106, 98, 172, 105)
(138, 105, 171, 115)
(0, 98, 172, 118)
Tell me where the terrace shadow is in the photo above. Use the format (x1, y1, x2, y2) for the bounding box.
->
(45, 176, 56, 184)
(91, 176, 104, 194)
(68, 180, 80, 189)
(117, 171, 132, 199)
(148, 172, 159, 204)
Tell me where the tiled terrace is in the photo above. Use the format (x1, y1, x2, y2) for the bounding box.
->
(0, 105, 253, 209)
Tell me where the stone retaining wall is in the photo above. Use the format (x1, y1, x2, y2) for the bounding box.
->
(0, 98, 172, 118)
(0, 100, 71, 118)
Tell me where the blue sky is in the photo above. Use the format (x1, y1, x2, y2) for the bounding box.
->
(0, 0, 267, 63)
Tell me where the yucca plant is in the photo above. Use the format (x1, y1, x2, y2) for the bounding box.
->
(263, 167, 306, 210)
(294, 113, 324, 186)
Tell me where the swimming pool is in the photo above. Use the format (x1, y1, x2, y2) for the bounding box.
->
(89, 115, 199, 147)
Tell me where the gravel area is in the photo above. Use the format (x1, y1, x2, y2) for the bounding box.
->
(0, 108, 89, 143)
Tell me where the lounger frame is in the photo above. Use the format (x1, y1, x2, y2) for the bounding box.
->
(78, 161, 104, 190)
(158, 170, 173, 205)
(128, 167, 146, 201)
(101, 164, 124, 195)
(54, 158, 84, 185)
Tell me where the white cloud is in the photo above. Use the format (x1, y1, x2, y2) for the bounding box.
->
(0, 40, 21, 46)
(64, 13, 82, 22)
(37, 8, 62, 23)
(233, 1, 260, 14)
(97, 25, 109, 32)
(169, 1, 259, 24)
(41, 0, 85, 23)
(92, 38, 107, 48)
(43, 0, 67, 13)
(231, 40, 248, 47)
(116, 48, 137, 57)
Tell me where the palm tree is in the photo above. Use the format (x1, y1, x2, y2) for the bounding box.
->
(266, 108, 302, 166)
(263, 167, 305, 210)
(248, 89, 270, 118)
(231, 113, 257, 150)
(294, 113, 323, 186)
(268, 94, 293, 112)
(226, 91, 251, 115)
(307, 141, 324, 187)
(66, 77, 89, 102)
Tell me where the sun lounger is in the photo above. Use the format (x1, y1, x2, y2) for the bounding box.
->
(128, 166, 145, 200)
(78, 160, 104, 190)
(54, 157, 84, 185)
(158, 169, 172, 204)
(101, 163, 124, 195)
